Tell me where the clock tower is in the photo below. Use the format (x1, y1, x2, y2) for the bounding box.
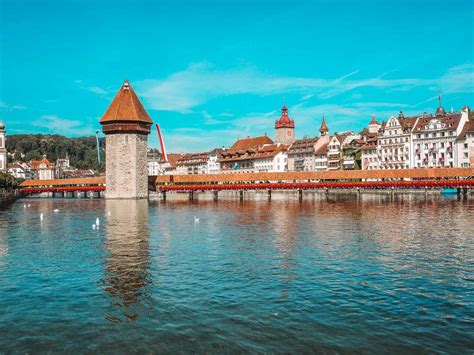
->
(275, 105, 295, 145)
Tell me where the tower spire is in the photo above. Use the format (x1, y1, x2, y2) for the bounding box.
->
(319, 115, 328, 136)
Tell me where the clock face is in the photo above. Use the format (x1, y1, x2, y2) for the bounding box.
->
(287, 130, 292, 136)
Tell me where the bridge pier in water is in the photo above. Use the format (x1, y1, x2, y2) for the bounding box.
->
(213, 190, 218, 202)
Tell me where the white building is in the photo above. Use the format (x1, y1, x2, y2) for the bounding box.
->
(412, 106, 469, 168)
(7, 162, 36, 179)
(30, 157, 54, 180)
(377, 112, 417, 169)
(176, 149, 224, 175)
(456, 107, 474, 168)
(0, 121, 6, 172)
(253, 144, 288, 172)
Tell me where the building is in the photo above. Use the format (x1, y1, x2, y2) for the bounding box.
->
(30, 157, 55, 180)
(360, 138, 379, 170)
(148, 153, 183, 176)
(411, 105, 468, 168)
(274, 105, 295, 145)
(175, 149, 224, 175)
(7, 162, 36, 179)
(0, 121, 6, 172)
(99, 80, 153, 199)
(176, 152, 210, 175)
(253, 143, 289, 172)
(342, 138, 364, 170)
(377, 111, 417, 169)
(457, 109, 474, 167)
(219, 135, 273, 172)
(326, 135, 346, 170)
(287, 137, 319, 171)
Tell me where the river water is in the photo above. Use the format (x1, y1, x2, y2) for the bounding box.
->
(0, 194, 473, 353)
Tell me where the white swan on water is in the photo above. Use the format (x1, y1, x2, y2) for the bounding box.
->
(96, 218, 100, 226)
(194, 216, 200, 223)
(92, 224, 96, 230)
(53, 209, 59, 213)
(40, 213, 43, 221)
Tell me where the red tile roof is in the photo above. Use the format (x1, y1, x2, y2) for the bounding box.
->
(229, 135, 273, 152)
(100, 80, 153, 124)
(254, 144, 288, 159)
(413, 113, 461, 132)
(30, 158, 53, 170)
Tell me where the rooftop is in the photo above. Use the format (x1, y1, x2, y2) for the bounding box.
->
(100, 80, 153, 124)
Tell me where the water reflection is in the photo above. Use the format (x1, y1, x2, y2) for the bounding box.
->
(102, 199, 151, 322)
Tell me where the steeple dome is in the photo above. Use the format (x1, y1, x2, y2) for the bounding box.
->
(275, 105, 295, 129)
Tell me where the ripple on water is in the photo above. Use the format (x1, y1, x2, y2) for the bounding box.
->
(0, 195, 473, 352)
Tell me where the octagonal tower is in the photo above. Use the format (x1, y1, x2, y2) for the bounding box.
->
(100, 80, 153, 199)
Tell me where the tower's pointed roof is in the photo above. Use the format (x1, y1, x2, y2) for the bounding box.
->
(100, 80, 153, 124)
(369, 115, 380, 125)
(319, 116, 328, 133)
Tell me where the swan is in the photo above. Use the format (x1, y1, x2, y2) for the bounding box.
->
(92, 224, 96, 230)
(40, 213, 43, 221)
(96, 218, 100, 226)
(194, 216, 200, 223)
(53, 209, 59, 213)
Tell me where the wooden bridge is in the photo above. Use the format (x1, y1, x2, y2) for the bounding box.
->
(20, 177, 105, 197)
(18, 168, 474, 198)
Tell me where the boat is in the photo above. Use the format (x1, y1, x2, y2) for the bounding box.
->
(441, 188, 458, 194)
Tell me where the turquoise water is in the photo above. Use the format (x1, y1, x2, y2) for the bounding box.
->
(0, 195, 473, 353)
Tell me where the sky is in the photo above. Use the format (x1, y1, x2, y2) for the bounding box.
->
(0, 0, 473, 153)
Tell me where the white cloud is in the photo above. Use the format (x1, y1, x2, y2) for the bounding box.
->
(34, 115, 94, 136)
(0, 101, 26, 111)
(133, 62, 473, 113)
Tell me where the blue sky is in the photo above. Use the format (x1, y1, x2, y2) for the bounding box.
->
(1, 0, 473, 152)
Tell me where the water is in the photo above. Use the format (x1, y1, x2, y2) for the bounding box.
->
(0, 195, 473, 353)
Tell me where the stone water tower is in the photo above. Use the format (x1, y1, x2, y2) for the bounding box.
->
(100, 80, 153, 199)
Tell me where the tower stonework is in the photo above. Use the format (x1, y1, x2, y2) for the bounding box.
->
(100, 81, 152, 199)
(275, 105, 295, 145)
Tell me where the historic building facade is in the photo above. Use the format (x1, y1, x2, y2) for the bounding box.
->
(377, 112, 416, 169)
(100, 80, 152, 199)
(253, 143, 288, 172)
(412, 106, 469, 168)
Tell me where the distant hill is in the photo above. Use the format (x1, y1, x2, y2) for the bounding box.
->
(6, 134, 106, 171)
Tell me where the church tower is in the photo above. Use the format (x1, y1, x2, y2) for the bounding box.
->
(0, 121, 6, 172)
(275, 105, 295, 145)
(100, 80, 153, 199)
(319, 116, 329, 136)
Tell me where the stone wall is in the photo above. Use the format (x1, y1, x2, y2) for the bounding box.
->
(106, 133, 148, 199)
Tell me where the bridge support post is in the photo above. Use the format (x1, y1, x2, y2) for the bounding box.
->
(189, 191, 194, 201)
(463, 187, 468, 199)
(239, 190, 244, 201)
(298, 189, 303, 201)
(162, 191, 167, 202)
(213, 190, 218, 202)
(325, 188, 329, 195)
(356, 187, 361, 197)
(267, 189, 272, 201)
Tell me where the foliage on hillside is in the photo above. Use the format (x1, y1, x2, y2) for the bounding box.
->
(6, 134, 106, 171)
(0, 172, 22, 189)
